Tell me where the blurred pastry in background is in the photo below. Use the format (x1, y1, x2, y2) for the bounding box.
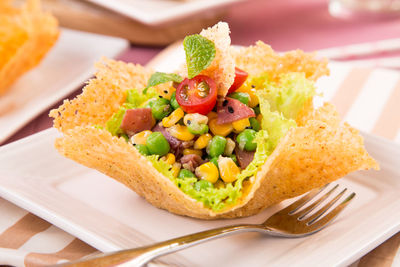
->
(0, 0, 59, 96)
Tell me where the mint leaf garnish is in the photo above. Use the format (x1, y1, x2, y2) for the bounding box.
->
(144, 72, 183, 94)
(183, 34, 216, 79)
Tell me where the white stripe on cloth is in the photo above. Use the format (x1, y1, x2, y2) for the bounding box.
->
(19, 225, 75, 253)
(0, 248, 28, 267)
(0, 198, 28, 234)
(344, 69, 399, 133)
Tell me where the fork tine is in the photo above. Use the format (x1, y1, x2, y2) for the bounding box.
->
(305, 189, 349, 226)
(283, 184, 330, 215)
(305, 192, 356, 231)
(297, 185, 339, 220)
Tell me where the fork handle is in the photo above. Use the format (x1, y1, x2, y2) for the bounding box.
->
(61, 224, 263, 267)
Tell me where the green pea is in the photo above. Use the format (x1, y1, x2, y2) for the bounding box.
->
(135, 144, 150, 155)
(178, 169, 195, 179)
(236, 129, 257, 151)
(229, 154, 238, 164)
(146, 132, 170, 156)
(249, 117, 261, 131)
(194, 180, 213, 191)
(228, 92, 250, 105)
(151, 98, 171, 120)
(209, 157, 219, 167)
(208, 135, 227, 158)
(253, 105, 261, 115)
(187, 123, 208, 135)
(170, 92, 180, 110)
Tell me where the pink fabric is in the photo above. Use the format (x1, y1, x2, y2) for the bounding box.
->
(3, 0, 400, 145)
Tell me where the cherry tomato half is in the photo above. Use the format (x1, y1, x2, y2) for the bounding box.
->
(227, 67, 248, 95)
(176, 75, 217, 115)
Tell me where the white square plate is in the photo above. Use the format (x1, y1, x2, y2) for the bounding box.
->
(0, 29, 128, 144)
(85, 0, 243, 26)
(0, 130, 399, 266)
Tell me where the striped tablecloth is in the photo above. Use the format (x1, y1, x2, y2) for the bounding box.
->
(1, 55, 400, 266)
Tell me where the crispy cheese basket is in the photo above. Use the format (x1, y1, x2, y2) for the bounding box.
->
(50, 22, 378, 219)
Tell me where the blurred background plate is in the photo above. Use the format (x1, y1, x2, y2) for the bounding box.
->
(0, 29, 128, 144)
(84, 0, 244, 26)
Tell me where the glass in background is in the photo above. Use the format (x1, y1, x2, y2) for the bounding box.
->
(329, 0, 400, 19)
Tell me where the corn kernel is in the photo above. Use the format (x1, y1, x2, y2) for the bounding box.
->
(162, 108, 184, 128)
(207, 111, 218, 121)
(224, 138, 236, 156)
(183, 148, 202, 157)
(232, 118, 250, 133)
(218, 157, 240, 183)
(130, 130, 152, 145)
(209, 119, 233, 137)
(195, 162, 219, 184)
(184, 113, 208, 126)
(161, 153, 175, 165)
(237, 86, 259, 107)
(168, 125, 195, 141)
(194, 133, 212, 150)
(171, 162, 181, 178)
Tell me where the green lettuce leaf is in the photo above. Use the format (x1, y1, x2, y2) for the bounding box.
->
(262, 73, 316, 119)
(183, 34, 216, 78)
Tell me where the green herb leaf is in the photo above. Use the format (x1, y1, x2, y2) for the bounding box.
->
(183, 34, 216, 79)
(144, 72, 183, 93)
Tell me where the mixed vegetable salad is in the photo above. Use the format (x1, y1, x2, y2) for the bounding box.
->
(103, 34, 317, 211)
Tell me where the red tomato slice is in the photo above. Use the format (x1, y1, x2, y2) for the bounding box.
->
(176, 75, 217, 115)
(227, 67, 248, 95)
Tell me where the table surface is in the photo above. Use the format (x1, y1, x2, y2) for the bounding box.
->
(1, 0, 400, 265)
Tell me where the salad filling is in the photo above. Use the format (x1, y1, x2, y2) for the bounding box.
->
(103, 34, 317, 211)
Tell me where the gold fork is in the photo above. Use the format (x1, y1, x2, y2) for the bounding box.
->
(58, 184, 355, 267)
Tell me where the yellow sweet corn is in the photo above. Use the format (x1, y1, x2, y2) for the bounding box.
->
(236, 85, 259, 107)
(209, 119, 233, 137)
(195, 162, 219, 184)
(194, 133, 212, 150)
(171, 162, 181, 178)
(218, 157, 240, 183)
(130, 130, 152, 145)
(184, 113, 208, 126)
(168, 125, 195, 141)
(161, 153, 175, 165)
(183, 148, 202, 157)
(162, 108, 184, 128)
(232, 118, 250, 133)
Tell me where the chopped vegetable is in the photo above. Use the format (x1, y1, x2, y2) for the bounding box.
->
(227, 67, 248, 95)
(146, 132, 170, 156)
(195, 162, 219, 183)
(208, 135, 227, 158)
(236, 129, 257, 151)
(151, 98, 172, 120)
(135, 144, 150, 155)
(176, 75, 217, 115)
